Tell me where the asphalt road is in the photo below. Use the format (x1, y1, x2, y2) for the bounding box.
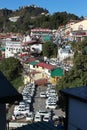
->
(33, 85, 65, 117)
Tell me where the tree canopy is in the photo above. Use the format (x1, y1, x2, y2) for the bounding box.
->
(0, 57, 23, 81)
(0, 7, 81, 33)
(42, 42, 57, 58)
(56, 39, 87, 92)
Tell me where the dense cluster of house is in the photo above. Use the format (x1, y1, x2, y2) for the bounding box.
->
(0, 18, 87, 130)
(0, 18, 87, 85)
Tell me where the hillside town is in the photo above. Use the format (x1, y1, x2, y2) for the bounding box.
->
(0, 16, 87, 130)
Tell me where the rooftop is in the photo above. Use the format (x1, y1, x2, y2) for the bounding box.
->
(51, 68, 64, 77)
(60, 86, 87, 103)
(36, 62, 56, 70)
(29, 61, 39, 65)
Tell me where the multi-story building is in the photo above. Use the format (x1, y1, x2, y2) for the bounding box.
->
(31, 28, 52, 37)
(5, 36, 22, 58)
(64, 19, 87, 41)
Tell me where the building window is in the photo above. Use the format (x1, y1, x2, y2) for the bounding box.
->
(71, 28, 73, 31)
(78, 25, 83, 30)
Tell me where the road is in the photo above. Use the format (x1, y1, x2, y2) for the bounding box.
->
(33, 85, 65, 117)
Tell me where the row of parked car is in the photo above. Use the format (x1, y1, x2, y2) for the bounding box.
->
(40, 83, 58, 109)
(33, 109, 59, 122)
(12, 83, 36, 121)
(32, 83, 59, 122)
(12, 82, 59, 123)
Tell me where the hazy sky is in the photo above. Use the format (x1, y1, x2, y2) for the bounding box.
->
(0, 0, 87, 17)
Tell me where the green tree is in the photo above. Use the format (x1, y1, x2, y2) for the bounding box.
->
(56, 39, 87, 92)
(0, 7, 80, 32)
(56, 39, 87, 110)
(42, 42, 57, 58)
(0, 57, 23, 81)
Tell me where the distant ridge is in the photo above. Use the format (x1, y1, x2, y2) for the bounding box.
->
(0, 5, 81, 33)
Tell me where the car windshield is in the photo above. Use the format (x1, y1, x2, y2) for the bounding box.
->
(39, 110, 48, 113)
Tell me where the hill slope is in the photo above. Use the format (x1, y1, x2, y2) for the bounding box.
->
(0, 5, 81, 33)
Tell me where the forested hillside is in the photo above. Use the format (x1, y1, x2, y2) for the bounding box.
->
(0, 5, 82, 33)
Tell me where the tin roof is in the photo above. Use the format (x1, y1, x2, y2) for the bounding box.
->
(0, 71, 23, 103)
(29, 61, 39, 65)
(24, 57, 36, 63)
(36, 62, 56, 70)
(60, 86, 87, 103)
(43, 35, 51, 41)
(51, 68, 64, 77)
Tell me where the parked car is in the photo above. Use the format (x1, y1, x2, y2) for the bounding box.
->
(40, 92, 46, 98)
(46, 103, 57, 109)
(26, 112, 34, 122)
(52, 115, 58, 120)
(43, 115, 50, 122)
(34, 114, 41, 122)
(14, 113, 25, 120)
(36, 110, 51, 116)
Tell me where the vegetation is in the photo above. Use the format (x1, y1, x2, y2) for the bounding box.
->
(42, 42, 57, 58)
(11, 76, 24, 90)
(56, 38, 87, 92)
(0, 57, 23, 89)
(0, 6, 82, 33)
(56, 39, 87, 110)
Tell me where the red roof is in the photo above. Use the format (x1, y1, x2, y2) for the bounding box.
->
(24, 57, 36, 63)
(31, 28, 52, 32)
(19, 53, 29, 58)
(36, 62, 56, 70)
(35, 78, 47, 86)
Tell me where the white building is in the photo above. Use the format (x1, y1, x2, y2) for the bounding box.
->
(5, 38, 22, 58)
(58, 46, 74, 61)
(30, 43, 42, 53)
(31, 28, 52, 37)
(22, 35, 43, 54)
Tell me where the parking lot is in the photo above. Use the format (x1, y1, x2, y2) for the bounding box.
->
(10, 82, 65, 123)
(33, 84, 65, 118)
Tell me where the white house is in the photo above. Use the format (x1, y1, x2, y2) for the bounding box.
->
(31, 28, 52, 37)
(58, 46, 74, 61)
(30, 43, 42, 53)
(5, 37, 22, 58)
(22, 35, 43, 54)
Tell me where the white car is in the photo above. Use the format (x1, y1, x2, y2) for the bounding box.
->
(46, 103, 57, 109)
(26, 112, 34, 122)
(52, 115, 58, 120)
(19, 101, 25, 106)
(15, 113, 25, 120)
(36, 110, 51, 116)
(34, 114, 41, 122)
(14, 110, 21, 116)
(46, 97, 57, 105)
(43, 115, 50, 122)
(18, 108, 29, 115)
(40, 92, 46, 98)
